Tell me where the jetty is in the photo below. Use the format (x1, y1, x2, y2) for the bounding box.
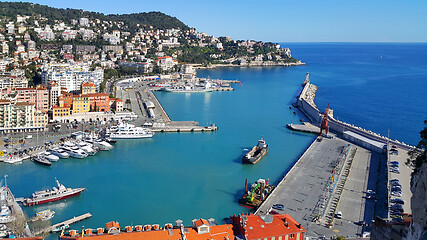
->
(286, 122, 320, 134)
(34, 213, 92, 235)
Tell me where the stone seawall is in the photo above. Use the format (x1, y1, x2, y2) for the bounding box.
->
(294, 79, 416, 152)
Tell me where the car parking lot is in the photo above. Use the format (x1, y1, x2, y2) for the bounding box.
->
(387, 146, 412, 216)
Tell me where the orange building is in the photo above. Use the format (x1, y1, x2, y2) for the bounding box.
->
(82, 93, 110, 112)
(58, 92, 73, 108)
(59, 219, 234, 240)
(81, 82, 96, 95)
(231, 214, 306, 240)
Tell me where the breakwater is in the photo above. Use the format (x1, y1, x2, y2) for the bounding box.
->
(294, 79, 417, 152)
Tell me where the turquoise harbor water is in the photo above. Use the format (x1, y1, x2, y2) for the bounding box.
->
(1, 43, 426, 239)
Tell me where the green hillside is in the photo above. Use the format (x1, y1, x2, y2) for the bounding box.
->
(0, 2, 188, 30)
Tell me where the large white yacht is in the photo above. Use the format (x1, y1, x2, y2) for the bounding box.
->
(75, 141, 97, 155)
(39, 151, 60, 162)
(61, 142, 88, 159)
(108, 123, 154, 139)
(48, 148, 70, 158)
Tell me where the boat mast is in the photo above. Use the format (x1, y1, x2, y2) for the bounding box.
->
(4, 174, 8, 189)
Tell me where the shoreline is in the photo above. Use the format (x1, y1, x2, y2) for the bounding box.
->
(193, 61, 306, 69)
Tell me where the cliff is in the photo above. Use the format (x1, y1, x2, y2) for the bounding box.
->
(408, 161, 427, 240)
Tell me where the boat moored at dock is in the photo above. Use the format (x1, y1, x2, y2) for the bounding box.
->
(32, 155, 52, 166)
(239, 178, 274, 209)
(23, 179, 85, 206)
(48, 148, 70, 159)
(39, 151, 60, 162)
(60, 144, 88, 159)
(242, 137, 268, 164)
(108, 123, 154, 139)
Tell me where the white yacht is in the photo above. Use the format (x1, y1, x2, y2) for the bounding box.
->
(93, 139, 113, 151)
(39, 151, 60, 162)
(61, 143, 88, 159)
(48, 148, 70, 159)
(109, 123, 154, 139)
(75, 141, 97, 155)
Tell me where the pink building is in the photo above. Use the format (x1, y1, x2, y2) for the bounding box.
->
(0, 85, 49, 112)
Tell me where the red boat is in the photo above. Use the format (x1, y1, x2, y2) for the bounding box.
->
(24, 179, 85, 206)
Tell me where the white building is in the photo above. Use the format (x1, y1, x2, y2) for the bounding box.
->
(41, 62, 104, 92)
(79, 18, 89, 27)
(0, 70, 28, 88)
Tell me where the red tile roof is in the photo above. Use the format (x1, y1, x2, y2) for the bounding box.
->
(232, 214, 305, 240)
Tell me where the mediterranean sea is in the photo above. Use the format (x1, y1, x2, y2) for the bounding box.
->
(1, 43, 426, 239)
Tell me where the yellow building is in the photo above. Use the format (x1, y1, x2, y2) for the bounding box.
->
(52, 105, 70, 119)
(81, 82, 96, 95)
(34, 110, 48, 129)
(72, 95, 90, 113)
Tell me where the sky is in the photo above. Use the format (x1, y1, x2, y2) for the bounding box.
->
(3, 0, 427, 42)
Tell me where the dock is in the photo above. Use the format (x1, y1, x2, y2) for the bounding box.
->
(150, 126, 218, 132)
(286, 122, 320, 134)
(35, 213, 92, 235)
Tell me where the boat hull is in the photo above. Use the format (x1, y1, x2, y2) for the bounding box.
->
(242, 147, 268, 164)
(110, 133, 154, 139)
(25, 188, 85, 206)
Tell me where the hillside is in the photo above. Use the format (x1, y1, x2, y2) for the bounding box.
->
(0, 2, 188, 30)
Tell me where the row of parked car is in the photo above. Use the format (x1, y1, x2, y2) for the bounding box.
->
(389, 160, 400, 174)
(389, 179, 405, 222)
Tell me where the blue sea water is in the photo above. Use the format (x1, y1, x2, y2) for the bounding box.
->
(1, 43, 426, 239)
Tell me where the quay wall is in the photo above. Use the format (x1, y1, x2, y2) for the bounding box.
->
(294, 81, 416, 152)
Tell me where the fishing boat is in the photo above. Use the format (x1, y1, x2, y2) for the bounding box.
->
(242, 137, 268, 164)
(23, 178, 85, 206)
(32, 155, 52, 166)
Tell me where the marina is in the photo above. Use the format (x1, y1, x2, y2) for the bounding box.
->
(0, 43, 425, 239)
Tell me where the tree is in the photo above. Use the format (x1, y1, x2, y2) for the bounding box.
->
(407, 119, 427, 174)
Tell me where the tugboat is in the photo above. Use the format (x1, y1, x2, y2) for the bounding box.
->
(23, 178, 85, 206)
(242, 137, 268, 164)
(239, 178, 274, 209)
(32, 155, 52, 166)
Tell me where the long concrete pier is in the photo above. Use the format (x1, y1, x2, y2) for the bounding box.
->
(34, 213, 92, 235)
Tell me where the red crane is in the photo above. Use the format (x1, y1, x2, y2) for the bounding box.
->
(320, 103, 330, 136)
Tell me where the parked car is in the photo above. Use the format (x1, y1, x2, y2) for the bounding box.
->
(390, 161, 399, 165)
(391, 191, 402, 197)
(391, 182, 401, 187)
(391, 198, 404, 204)
(390, 168, 400, 174)
(390, 179, 400, 183)
(272, 204, 284, 210)
(335, 211, 343, 219)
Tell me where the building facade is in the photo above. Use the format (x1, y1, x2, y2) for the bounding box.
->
(41, 62, 104, 92)
(72, 95, 90, 113)
(0, 100, 40, 132)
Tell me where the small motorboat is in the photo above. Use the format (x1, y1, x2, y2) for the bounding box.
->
(51, 224, 69, 233)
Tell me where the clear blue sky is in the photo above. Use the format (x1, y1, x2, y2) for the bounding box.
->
(3, 0, 427, 42)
